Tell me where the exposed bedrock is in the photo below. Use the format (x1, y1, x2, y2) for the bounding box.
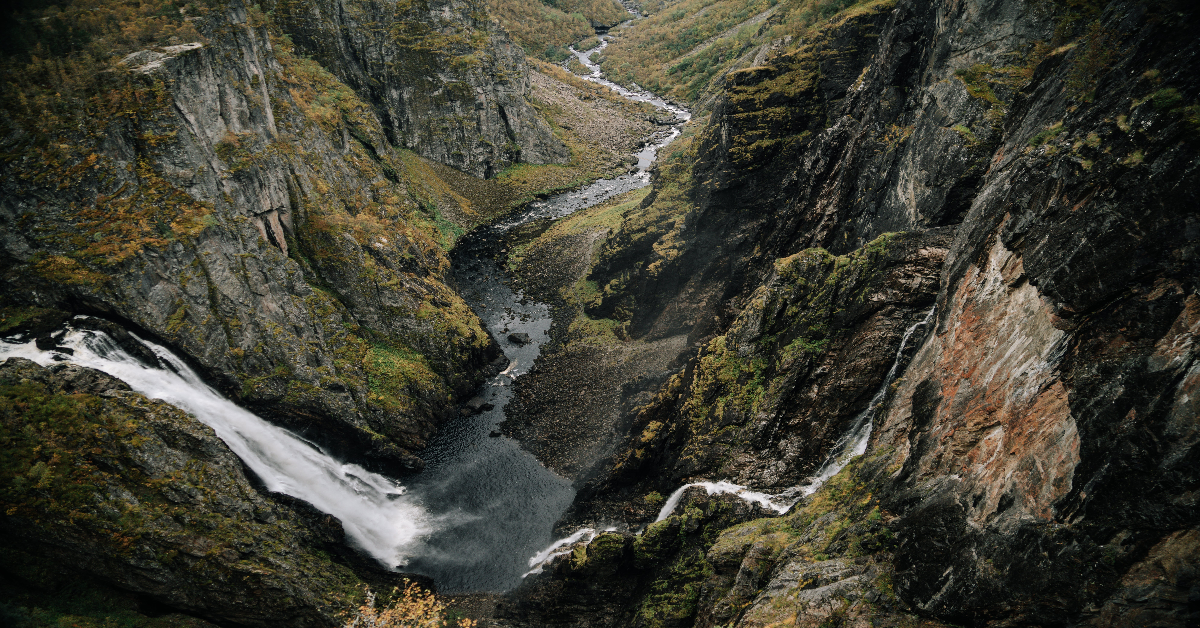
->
(264, 0, 569, 177)
(520, 0, 1199, 625)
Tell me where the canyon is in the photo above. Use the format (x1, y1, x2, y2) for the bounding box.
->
(0, 0, 1197, 626)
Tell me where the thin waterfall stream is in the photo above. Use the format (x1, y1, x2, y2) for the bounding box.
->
(524, 308, 937, 574)
(649, 305, 939, 523)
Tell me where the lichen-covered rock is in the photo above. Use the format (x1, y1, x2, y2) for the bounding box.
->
(265, 0, 569, 177)
(591, 229, 949, 499)
(519, 0, 1199, 626)
(866, 0, 1200, 619)
(504, 491, 770, 628)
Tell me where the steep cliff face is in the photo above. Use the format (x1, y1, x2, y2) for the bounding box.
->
(521, 0, 1199, 625)
(0, 0, 558, 469)
(869, 0, 1200, 620)
(265, 0, 569, 177)
(597, 229, 950, 494)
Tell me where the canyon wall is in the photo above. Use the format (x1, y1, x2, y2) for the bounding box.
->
(517, 0, 1199, 625)
(265, 0, 569, 177)
(0, 0, 1195, 624)
(0, 0, 563, 622)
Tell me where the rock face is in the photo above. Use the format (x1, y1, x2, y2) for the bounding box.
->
(516, 0, 1200, 626)
(594, 229, 951, 496)
(1, 0, 1196, 623)
(266, 0, 568, 177)
(0, 0, 552, 469)
(0, 358, 368, 626)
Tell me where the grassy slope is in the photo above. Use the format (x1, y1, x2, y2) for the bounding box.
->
(487, 0, 629, 61)
(599, 0, 883, 105)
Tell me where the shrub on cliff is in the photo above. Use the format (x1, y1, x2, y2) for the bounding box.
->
(343, 582, 475, 628)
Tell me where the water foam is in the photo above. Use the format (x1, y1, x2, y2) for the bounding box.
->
(655, 480, 795, 522)
(523, 525, 619, 577)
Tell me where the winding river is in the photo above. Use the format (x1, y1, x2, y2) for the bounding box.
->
(400, 43, 690, 590)
(0, 32, 937, 595)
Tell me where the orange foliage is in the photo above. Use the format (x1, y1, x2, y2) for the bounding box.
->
(343, 581, 476, 628)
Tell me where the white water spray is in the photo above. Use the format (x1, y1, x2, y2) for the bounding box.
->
(654, 480, 794, 522)
(796, 305, 937, 495)
(522, 525, 617, 577)
(0, 324, 433, 568)
(653, 306, 938, 520)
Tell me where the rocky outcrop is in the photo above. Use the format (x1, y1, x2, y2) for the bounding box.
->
(0, 357, 372, 626)
(587, 229, 951, 502)
(505, 490, 777, 628)
(866, 0, 1200, 619)
(265, 0, 569, 177)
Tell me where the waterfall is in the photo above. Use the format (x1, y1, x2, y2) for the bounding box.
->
(0, 323, 433, 568)
(654, 480, 793, 522)
(653, 305, 938, 520)
(523, 525, 617, 577)
(795, 304, 937, 496)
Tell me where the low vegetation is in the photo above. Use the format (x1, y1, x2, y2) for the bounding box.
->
(342, 582, 475, 628)
(486, 0, 628, 61)
(615, 454, 911, 628)
(402, 61, 655, 229)
(599, 0, 890, 105)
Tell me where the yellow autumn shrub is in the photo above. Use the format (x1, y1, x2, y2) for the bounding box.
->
(343, 581, 475, 628)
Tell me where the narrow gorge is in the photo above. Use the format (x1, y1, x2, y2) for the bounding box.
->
(0, 0, 1196, 626)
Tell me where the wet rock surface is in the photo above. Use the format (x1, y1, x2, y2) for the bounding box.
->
(1, 0, 1197, 624)
(570, 229, 951, 525)
(0, 0, 509, 473)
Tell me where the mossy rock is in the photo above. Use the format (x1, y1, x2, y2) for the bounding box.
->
(570, 532, 629, 575)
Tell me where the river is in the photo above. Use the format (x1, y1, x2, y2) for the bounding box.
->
(398, 42, 690, 590)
